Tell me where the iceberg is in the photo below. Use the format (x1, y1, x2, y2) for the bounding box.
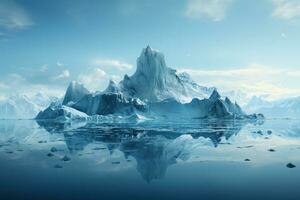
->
(36, 46, 261, 121)
(36, 101, 88, 122)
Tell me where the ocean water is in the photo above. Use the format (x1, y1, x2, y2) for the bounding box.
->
(1, 119, 300, 200)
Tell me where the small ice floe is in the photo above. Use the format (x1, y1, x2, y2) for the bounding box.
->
(62, 155, 71, 161)
(252, 130, 263, 135)
(237, 145, 254, 149)
(286, 163, 296, 168)
(50, 147, 58, 152)
(47, 153, 54, 157)
(92, 147, 106, 151)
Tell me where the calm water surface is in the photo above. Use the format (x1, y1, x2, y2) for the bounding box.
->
(0, 119, 300, 200)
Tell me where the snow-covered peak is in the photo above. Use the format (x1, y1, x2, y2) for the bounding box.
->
(62, 81, 90, 105)
(119, 46, 216, 102)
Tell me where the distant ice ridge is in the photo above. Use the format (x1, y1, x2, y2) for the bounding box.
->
(0, 93, 58, 119)
(36, 46, 262, 122)
(244, 96, 300, 118)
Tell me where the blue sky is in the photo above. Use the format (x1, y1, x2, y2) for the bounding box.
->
(1, 0, 300, 100)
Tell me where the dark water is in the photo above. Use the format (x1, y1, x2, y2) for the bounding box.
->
(1, 119, 300, 200)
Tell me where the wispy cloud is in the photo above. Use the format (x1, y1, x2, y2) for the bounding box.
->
(53, 69, 70, 80)
(56, 61, 65, 67)
(179, 64, 300, 100)
(40, 64, 48, 72)
(184, 0, 233, 21)
(92, 59, 133, 71)
(78, 68, 122, 92)
(281, 32, 287, 38)
(9, 73, 25, 81)
(0, 73, 64, 98)
(0, 82, 7, 89)
(78, 68, 108, 91)
(0, 0, 33, 30)
(272, 0, 300, 20)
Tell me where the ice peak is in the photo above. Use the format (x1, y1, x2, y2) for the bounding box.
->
(104, 79, 120, 93)
(209, 89, 221, 101)
(143, 45, 156, 55)
(108, 79, 116, 85)
(69, 81, 83, 88)
(136, 46, 167, 76)
(62, 81, 90, 105)
(225, 97, 232, 104)
(146, 45, 151, 51)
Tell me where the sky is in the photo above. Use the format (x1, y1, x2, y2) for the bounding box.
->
(1, 0, 300, 101)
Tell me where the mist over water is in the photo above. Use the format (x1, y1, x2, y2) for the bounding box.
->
(1, 119, 300, 199)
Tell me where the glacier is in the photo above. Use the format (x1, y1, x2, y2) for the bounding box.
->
(36, 46, 262, 122)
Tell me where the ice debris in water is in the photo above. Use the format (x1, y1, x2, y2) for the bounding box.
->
(286, 163, 296, 168)
(62, 155, 71, 161)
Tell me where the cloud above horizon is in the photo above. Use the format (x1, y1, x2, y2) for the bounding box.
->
(185, 0, 233, 21)
(53, 69, 70, 80)
(179, 64, 300, 100)
(92, 58, 133, 71)
(1, 0, 300, 102)
(272, 0, 300, 20)
(78, 68, 121, 92)
(0, 0, 33, 30)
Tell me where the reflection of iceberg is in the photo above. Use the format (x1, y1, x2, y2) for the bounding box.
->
(36, 120, 87, 133)
(120, 138, 184, 183)
(37, 119, 251, 182)
(0, 120, 42, 143)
